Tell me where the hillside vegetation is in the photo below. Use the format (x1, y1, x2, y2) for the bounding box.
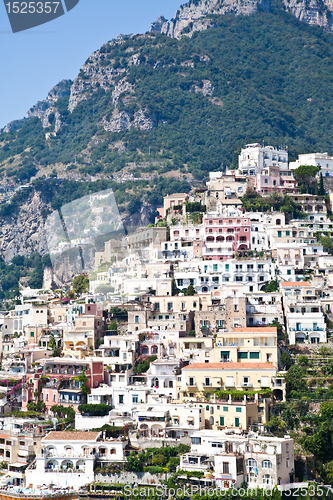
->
(1, 10, 333, 184)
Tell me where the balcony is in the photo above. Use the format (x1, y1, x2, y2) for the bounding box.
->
(242, 382, 252, 388)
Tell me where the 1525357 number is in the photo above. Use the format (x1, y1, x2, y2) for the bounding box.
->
(5, 2, 60, 14)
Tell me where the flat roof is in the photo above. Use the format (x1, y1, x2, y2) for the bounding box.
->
(182, 363, 276, 370)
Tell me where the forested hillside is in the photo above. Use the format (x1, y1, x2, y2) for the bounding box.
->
(2, 9, 333, 190)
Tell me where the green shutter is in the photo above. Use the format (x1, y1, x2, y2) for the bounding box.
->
(235, 418, 240, 427)
(238, 352, 248, 359)
(220, 416, 224, 426)
(236, 407, 242, 413)
(220, 351, 230, 356)
(206, 405, 209, 411)
(223, 406, 229, 412)
(250, 352, 260, 359)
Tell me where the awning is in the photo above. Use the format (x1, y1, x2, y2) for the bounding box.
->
(18, 450, 29, 456)
(9, 463, 26, 468)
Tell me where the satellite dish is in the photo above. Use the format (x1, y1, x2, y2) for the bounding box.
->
(51, 418, 58, 430)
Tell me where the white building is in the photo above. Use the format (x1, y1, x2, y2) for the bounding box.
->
(281, 281, 327, 344)
(238, 144, 288, 176)
(183, 429, 294, 489)
(26, 431, 126, 489)
(289, 152, 333, 177)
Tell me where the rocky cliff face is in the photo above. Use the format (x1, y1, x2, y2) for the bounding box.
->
(153, 0, 333, 38)
(0, 192, 49, 263)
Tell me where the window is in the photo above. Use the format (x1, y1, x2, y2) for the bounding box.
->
(46, 394, 49, 402)
(246, 458, 257, 469)
(220, 416, 224, 426)
(263, 475, 273, 486)
(192, 437, 201, 444)
(286, 231, 290, 236)
(132, 395, 138, 404)
(188, 377, 195, 386)
(238, 352, 248, 359)
(223, 406, 228, 412)
(250, 352, 260, 359)
(167, 302, 173, 311)
(286, 460, 290, 468)
(225, 264, 229, 271)
(213, 264, 218, 271)
(287, 270, 291, 275)
(30, 332, 34, 337)
(278, 231, 282, 237)
(118, 395, 124, 404)
(135, 316, 139, 324)
(53, 394, 56, 402)
(236, 407, 242, 413)
(262, 460, 272, 469)
(222, 462, 229, 474)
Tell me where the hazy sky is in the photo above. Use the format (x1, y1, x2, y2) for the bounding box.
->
(0, 0, 183, 128)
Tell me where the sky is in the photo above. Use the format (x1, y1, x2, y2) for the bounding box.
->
(0, 0, 183, 129)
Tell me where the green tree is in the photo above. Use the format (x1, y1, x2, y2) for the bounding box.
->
(125, 452, 143, 472)
(294, 165, 320, 194)
(184, 284, 196, 296)
(72, 274, 89, 295)
(285, 365, 307, 396)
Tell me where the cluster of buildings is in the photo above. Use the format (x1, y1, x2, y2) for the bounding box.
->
(1, 144, 333, 491)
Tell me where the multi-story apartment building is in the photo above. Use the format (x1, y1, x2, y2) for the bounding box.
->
(246, 292, 283, 327)
(62, 315, 105, 358)
(181, 430, 294, 489)
(204, 171, 249, 212)
(193, 395, 269, 431)
(213, 327, 278, 367)
(238, 143, 288, 175)
(22, 358, 104, 412)
(180, 362, 282, 400)
(289, 194, 327, 221)
(195, 297, 247, 334)
(289, 151, 333, 177)
(26, 431, 127, 489)
(254, 166, 297, 195)
(281, 281, 327, 344)
(127, 294, 210, 333)
(95, 333, 138, 369)
(203, 215, 251, 260)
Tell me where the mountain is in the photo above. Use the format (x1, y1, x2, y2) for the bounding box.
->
(1, 4, 333, 272)
(153, 0, 333, 39)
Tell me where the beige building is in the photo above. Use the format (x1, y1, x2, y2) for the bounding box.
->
(180, 362, 283, 400)
(63, 315, 105, 358)
(193, 395, 269, 431)
(195, 297, 247, 335)
(127, 294, 212, 334)
(213, 327, 278, 367)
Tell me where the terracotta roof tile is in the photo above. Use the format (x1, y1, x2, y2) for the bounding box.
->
(232, 327, 277, 333)
(280, 282, 310, 286)
(182, 363, 276, 370)
(43, 431, 100, 441)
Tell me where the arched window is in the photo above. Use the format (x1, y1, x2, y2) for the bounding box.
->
(246, 458, 257, 469)
(255, 227, 259, 232)
(276, 219, 281, 225)
(262, 460, 272, 469)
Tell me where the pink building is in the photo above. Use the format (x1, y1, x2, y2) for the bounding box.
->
(255, 166, 297, 195)
(23, 359, 104, 412)
(156, 193, 188, 219)
(203, 215, 251, 260)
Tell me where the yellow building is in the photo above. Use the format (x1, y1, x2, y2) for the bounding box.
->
(214, 327, 278, 367)
(180, 362, 283, 399)
(193, 395, 269, 431)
